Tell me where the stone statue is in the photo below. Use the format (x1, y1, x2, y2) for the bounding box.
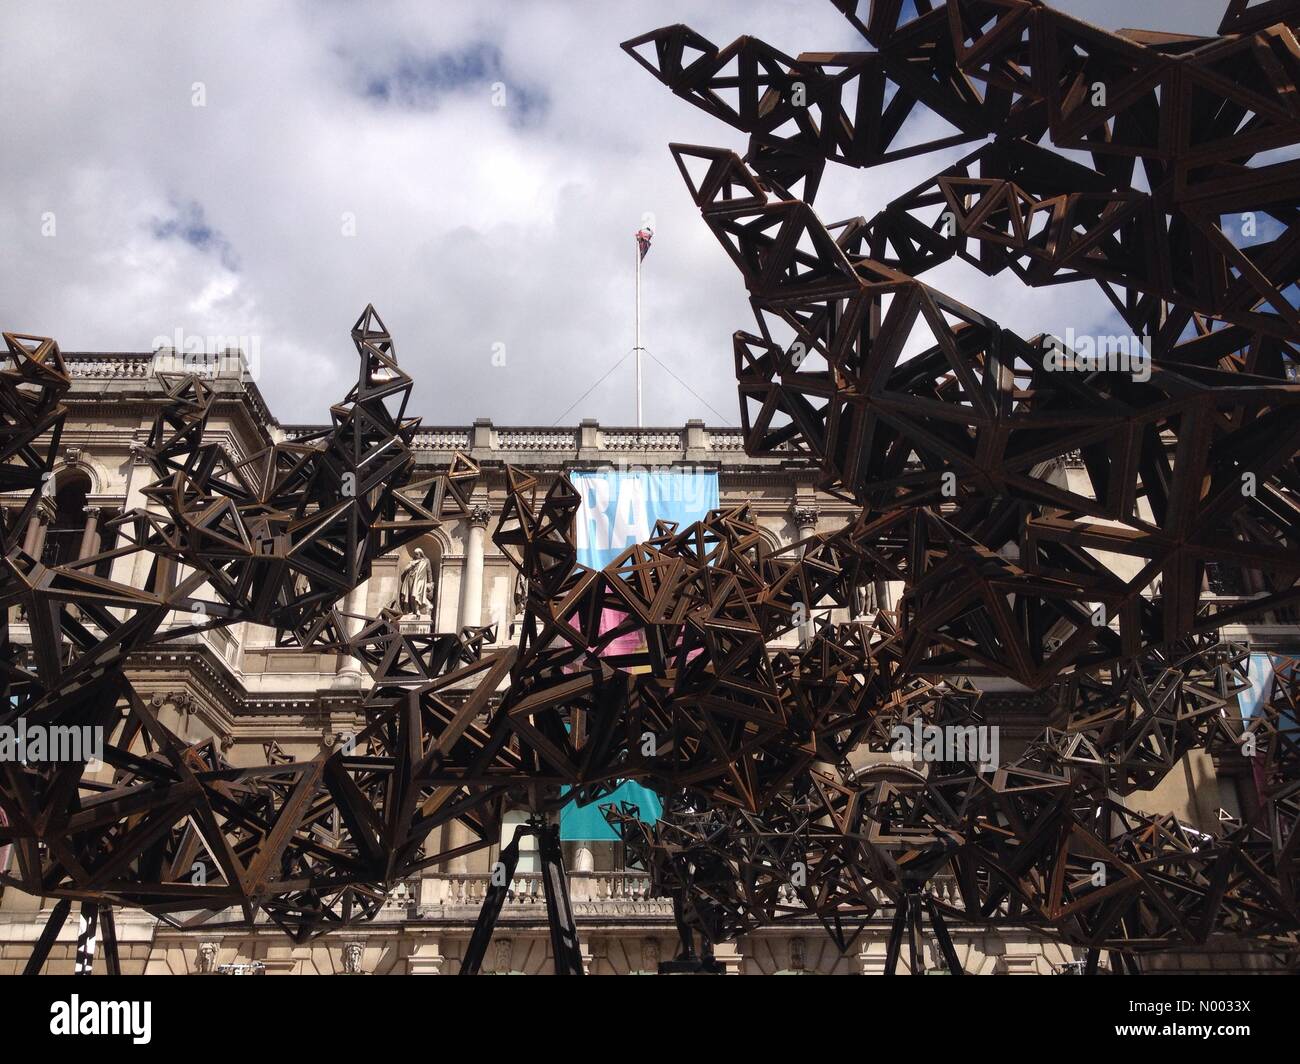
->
(512, 571, 529, 617)
(851, 579, 878, 619)
(397, 547, 436, 618)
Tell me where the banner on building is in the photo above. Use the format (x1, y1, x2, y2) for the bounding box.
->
(559, 467, 720, 841)
(1240, 653, 1278, 720)
(1238, 653, 1300, 797)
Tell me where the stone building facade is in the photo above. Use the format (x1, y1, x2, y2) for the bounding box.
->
(0, 350, 1286, 974)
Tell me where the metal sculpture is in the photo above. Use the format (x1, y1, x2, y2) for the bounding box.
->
(2, 0, 1299, 977)
(609, 0, 1300, 971)
(0, 308, 512, 967)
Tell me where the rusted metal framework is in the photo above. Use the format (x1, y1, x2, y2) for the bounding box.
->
(2, 0, 1299, 977)
(1, 310, 515, 964)
(610, 0, 1300, 970)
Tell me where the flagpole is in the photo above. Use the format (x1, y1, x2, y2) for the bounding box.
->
(635, 233, 643, 429)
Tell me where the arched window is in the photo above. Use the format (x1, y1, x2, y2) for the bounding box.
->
(40, 471, 90, 568)
(37, 471, 117, 574)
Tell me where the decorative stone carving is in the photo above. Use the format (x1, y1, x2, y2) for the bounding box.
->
(601, 430, 682, 451)
(790, 504, 819, 529)
(642, 937, 661, 973)
(494, 937, 513, 974)
(324, 730, 357, 752)
(468, 504, 493, 528)
(790, 936, 806, 971)
(413, 429, 472, 451)
(196, 941, 219, 974)
(342, 941, 365, 975)
(497, 429, 578, 451)
(216, 961, 265, 975)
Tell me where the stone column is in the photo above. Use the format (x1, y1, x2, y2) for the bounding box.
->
(445, 819, 475, 875)
(125, 446, 157, 591)
(78, 506, 101, 561)
(714, 941, 744, 975)
(23, 507, 50, 558)
(457, 504, 492, 632)
(581, 935, 603, 976)
(860, 941, 890, 975)
(405, 933, 445, 975)
(335, 582, 367, 686)
(791, 504, 819, 543)
(791, 503, 819, 645)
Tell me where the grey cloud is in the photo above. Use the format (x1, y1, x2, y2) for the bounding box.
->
(0, 0, 1239, 427)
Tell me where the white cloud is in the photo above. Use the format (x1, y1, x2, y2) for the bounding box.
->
(0, 0, 1232, 426)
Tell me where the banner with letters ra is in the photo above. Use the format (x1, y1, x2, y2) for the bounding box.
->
(560, 468, 719, 840)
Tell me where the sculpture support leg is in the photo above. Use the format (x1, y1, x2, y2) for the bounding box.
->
(657, 894, 724, 974)
(24, 897, 72, 975)
(884, 895, 907, 975)
(538, 823, 584, 975)
(74, 900, 99, 974)
(100, 905, 121, 976)
(924, 895, 964, 975)
(459, 833, 521, 976)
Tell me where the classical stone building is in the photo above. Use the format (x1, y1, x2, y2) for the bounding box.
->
(0, 349, 1287, 974)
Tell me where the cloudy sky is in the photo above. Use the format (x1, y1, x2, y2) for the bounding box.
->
(0, 0, 1235, 428)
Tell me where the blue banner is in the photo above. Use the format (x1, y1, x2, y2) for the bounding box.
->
(1240, 653, 1277, 719)
(572, 468, 720, 568)
(560, 468, 719, 841)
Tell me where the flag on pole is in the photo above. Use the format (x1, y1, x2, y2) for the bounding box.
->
(635, 226, 654, 260)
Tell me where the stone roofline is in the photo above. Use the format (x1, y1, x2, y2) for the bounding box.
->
(58, 350, 804, 465)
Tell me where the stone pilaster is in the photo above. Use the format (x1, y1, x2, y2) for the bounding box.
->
(458, 504, 492, 631)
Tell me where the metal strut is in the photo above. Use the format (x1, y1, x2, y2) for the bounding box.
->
(24, 899, 122, 975)
(658, 893, 725, 975)
(459, 819, 585, 975)
(100, 904, 121, 975)
(74, 899, 99, 974)
(23, 897, 72, 975)
(538, 823, 584, 975)
(883, 890, 965, 975)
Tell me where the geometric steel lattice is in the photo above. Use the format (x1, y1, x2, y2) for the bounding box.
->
(614, 0, 1300, 969)
(3, 0, 1300, 976)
